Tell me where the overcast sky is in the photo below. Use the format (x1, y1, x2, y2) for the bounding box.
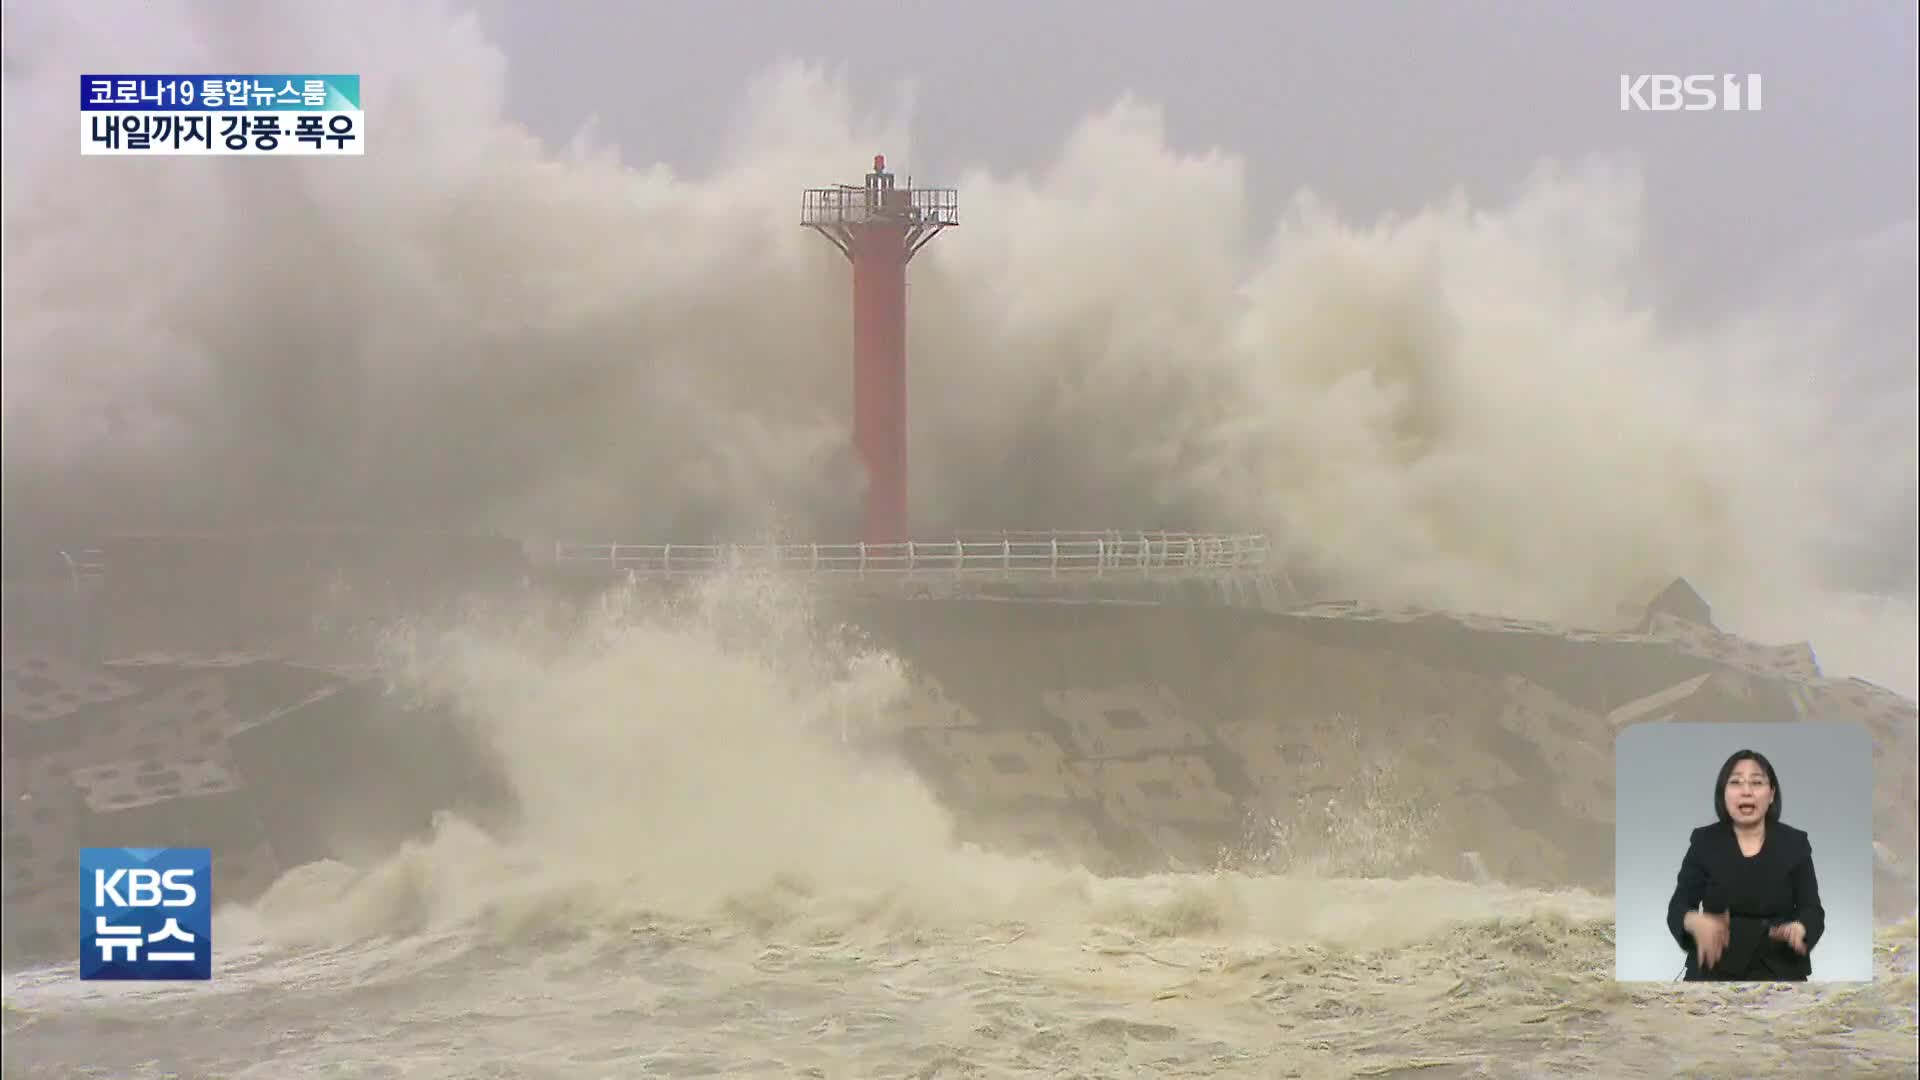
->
(477, 0, 1917, 319)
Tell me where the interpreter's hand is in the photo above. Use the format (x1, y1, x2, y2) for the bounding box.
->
(1685, 910, 1730, 970)
(1769, 920, 1808, 955)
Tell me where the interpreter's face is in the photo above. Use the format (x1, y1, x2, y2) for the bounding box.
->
(1724, 759, 1774, 827)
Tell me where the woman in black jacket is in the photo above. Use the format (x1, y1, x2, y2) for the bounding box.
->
(1666, 748, 1826, 981)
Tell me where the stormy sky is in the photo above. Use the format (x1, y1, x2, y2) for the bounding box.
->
(1, 0, 1914, 687)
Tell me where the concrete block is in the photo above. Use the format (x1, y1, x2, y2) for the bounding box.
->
(0, 885, 72, 968)
(104, 650, 280, 671)
(9, 671, 237, 778)
(0, 775, 83, 901)
(1605, 669, 1784, 728)
(1231, 633, 1397, 722)
(914, 727, 1092, 805)
(1042, 684, 1210, 758)
(878, 671, 978, 733)
(226, 683, 352, 736)
(71, 766, 281, 906)
(70, 752, 242, 815)
(957, 807, 1110, 870)
(1, 652, 141, 730)
(1494, 677, 1614, 824)
(1423, 790, 1573, 887)
(1070, 753, 1236, 826)
(1643, 612, 1820, 680)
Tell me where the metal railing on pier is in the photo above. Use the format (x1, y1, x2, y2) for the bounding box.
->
(550, 531, 1268, 581)
(60, 548, 106, 589)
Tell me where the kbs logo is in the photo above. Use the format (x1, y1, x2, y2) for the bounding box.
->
(1620, 74, 1763, 112)
(79, 848, 212, 980)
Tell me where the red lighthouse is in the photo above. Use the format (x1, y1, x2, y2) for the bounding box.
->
(803, 155, 958, 546)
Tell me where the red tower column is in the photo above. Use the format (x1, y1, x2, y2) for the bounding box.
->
(849, 225, 909, 545)
(803, 155, 957, 546)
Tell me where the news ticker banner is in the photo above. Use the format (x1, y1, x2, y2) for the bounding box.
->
(81, 74, 363, 156)
(80, 847, 213, 980)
